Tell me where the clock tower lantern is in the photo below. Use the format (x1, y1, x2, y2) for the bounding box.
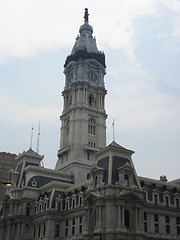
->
(55, 9, 107, 183)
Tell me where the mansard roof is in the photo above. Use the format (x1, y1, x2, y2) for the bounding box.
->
(96, 141, 134, 157)
(16, 148, 44, 161)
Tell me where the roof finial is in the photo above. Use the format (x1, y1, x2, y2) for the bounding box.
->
(84, 8, 89, 23)
(30, 125, 34, 149)
(112, 119, 115, 142)
(36, 120, 41, 153)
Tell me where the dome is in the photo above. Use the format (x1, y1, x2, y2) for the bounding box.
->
(71, 9, 99, 55)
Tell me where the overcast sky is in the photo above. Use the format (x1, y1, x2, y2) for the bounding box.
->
(0, 0, 179, 180)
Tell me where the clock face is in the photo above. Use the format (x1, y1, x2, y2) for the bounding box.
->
(88, 71, 97, 81)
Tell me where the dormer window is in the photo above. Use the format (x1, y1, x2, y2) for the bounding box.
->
(165, 196, 169, 206)
(124, 175, 129, 186)
(32, 178, 37, 187)
(154, 194, 158, 205)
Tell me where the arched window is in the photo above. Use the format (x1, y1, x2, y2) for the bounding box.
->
(88, 117, 96, 135)
(124, 210, 130, 228)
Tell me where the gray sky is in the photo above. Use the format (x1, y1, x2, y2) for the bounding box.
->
(0, 0, 180, 180)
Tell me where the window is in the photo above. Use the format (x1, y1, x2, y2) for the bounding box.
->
(88, 141, 96, 146)
(177, 217, 180, 236)
(166, 225, 170, 235)
(144, 212, 148, 232)
(154, 214, 159, 233)
(33, 227, 36, 239)
(26, 204, 30, 216)
(165, 216, 170, 235)
(124, 210, 130, 229)
(176, 198, 179, 208)
(88, 117, 96, 135)
(38, 226, 41, 237)
(124, 175, 129, 186)
(55, 224, 60, 237)
(79, 216, 82, 234)
(72, 199, 75, 208)
(65, 201, 68, 210)
(165, 196, 169, 206)
(44, 202, 47, 210)
(72, 218, 75, 235)
(88, 94, 96, 107)
(79, 197, 82, 206)
(43, 224, 46, 236)
(57, 202, 61, 212)
(154, 194, 158, 205)
(95, 176, 98, 187)
(65, 220, 68, 237)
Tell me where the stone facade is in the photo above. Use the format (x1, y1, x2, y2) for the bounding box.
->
(0, 152, 17, 205)
(0, 9, 180, 240)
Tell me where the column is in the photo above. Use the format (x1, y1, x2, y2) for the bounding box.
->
(118, 206, 121, 226)
(108, 153, 112, 184)
(135, 208, 138, 229)
(96, 207, 98, 226)
(98, 206, 101, 226)
(87, 209, 89, 228)
(139, 208, 143, 230)
(121, 206, 124, 226)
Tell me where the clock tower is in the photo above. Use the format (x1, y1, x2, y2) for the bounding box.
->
(55, 9, 107, 183)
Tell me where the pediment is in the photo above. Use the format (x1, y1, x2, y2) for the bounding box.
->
(84, 191, 103, 201)
(120, 190, 143, 201)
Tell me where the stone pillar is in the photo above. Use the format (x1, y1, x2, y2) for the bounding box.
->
(135, 208, 138, 229)
(139, 208, 143, 230)
(84, 209, 87, 228)
(118, 206, 121, 226)
(45, 219, 55, 240)
(16, 223, 20, 239)
(98, 206, 101, 226)
(6, 224, 11, 240)
(108, 153, 112, 184)
(171, 216, 176, 236)
(121, 206, 124, 226)
(159, 214, 164, 234)
(149, 213, 154, 234)
(0, 226, 3, 240)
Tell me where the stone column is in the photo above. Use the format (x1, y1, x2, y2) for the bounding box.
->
(45, 219, 55, 240)
(149, 213, 154, 234)
(121, 206, 124, 226)
(98, 206, 101, 226)
(16, 223, 20, 239)
(118, 206, 121, 226)
(135, 208, 138, 229)
(159, 214, 164, 234)
(139, 208, 143, 230)
(6, 224, 10, 240)
(108, 153, 112, 184)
